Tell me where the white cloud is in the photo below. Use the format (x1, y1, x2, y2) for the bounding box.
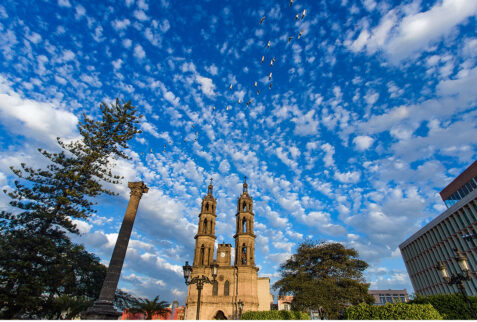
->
(195, 75, 215, 97)
(0, 77, 78, 145)
(348, 0, 477, 62)
(334, 170, 361, 183)
(353, 135, 375, 151)
(134, 44, 146, 59)
(58, 0, 71, 7)
(112, 18, 131, 31)
(292, 110, 319, 136)
(134, 10, 149, 21)
(321, 143, 335, 167)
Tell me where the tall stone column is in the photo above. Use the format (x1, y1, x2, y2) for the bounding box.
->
(83, 181, 149, 320)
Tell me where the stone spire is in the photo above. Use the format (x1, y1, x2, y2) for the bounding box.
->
(234, 176, 256, 267)
(83, 181, 149, 319)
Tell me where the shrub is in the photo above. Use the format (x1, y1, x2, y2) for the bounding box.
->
(343, 302, 442, 320)
(410, 294, 477, 320)
(241, 310, 310, 320)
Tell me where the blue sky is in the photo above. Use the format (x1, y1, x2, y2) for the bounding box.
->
(1, 0, 477, 304)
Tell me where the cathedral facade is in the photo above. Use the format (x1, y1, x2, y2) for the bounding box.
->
(184, 179, 273, 320)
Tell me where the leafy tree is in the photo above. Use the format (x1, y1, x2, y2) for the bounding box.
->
(343, 302, 442, 320)
(0, 99, 142, 318)
(128, 296, 170, 320)
(273, 241, 374, 319)
(114, 289, 141, 312)
(410, 294, 477, 320)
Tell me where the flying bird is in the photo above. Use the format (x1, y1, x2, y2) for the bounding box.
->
(226, 105, 230, 111)
(295, 13, 299, 20)
(254, 81, 258, 87)
(266, 41, 271, 49)
(257, 89, 260, 95)
(246, 99, 253, 106)
(238, 98, 242, 104)
(269, 82, 273, 89)
(270, 57, 276, 66)
(288, 36, 293, 43)
(229, 84, 233, 90)
(289, 0, 293, 7)
(261, 55, 265, 63)
(298, 30, 303, 39)
(301, 9, 306, 19)
(150, 149, 153, 153)
(269, 72, 272, 80)
(213, 106, 216, 110)
(260, 16, 266, 24)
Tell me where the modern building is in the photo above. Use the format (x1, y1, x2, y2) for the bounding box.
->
(368, 290, 409, 305)
(184, 179, 273, 320)
(399, 161, 477, 296)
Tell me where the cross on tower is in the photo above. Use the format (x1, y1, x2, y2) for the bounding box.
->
(210, 177, 213, 185)
(244, 175, 247, 183)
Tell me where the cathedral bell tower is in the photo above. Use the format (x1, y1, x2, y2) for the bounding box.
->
(193, 179, 217, 267)
(234, 176, 256, 268)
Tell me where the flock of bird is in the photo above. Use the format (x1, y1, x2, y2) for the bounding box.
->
(144, 0, 308, 156)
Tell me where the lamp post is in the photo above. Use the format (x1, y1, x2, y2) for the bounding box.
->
(238, 300, 244, 319)
(183, 260, 219, 320)
(435, 249, 477, 319)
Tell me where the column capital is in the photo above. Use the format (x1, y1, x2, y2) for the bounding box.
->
(128, 181, 149, 197)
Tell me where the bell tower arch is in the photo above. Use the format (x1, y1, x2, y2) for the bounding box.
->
(234, 176, 256, 267)
(193, 178, 217, 267)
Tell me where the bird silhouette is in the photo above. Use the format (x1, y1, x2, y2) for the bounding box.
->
(260, 16, 266, 24)
(269, 72, 272, 80)
(288, 36, 294, 43)
(298, 30, 303, 39)
(269, 82, 273, 89)
(254, 81, 258, 87)
(261, 55, 265, 63)
(270, 57, 276, 66)
(289, 0, 293, 7)
(246, 99, 253, 106)
(301, 9, 306, 19)
(266, 40, 271, 49)
(229, 84, 233, 90)
(238, 98, 242, 104)
(257, 89, 260, 95)
(295, 13, 299, 20)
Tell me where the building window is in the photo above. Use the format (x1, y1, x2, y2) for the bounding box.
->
(212, 281, 218, 296)
(224, 280, 230, 296)
(283, 303, 291, 311)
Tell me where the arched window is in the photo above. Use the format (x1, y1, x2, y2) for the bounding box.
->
(205, 202, 209, 211)
(241, 244, 247, 264)
(243, 219, 247, 233)
(204, 219, 208, 234)
(200, 245, 205, 265)
(243, 201, 247, 211)
(224, 280, 230, 296)
(212, 281, 218, 296)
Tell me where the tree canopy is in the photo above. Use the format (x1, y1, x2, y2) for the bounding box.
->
(0, 99, 142, 318)
(273, 241, 374, 319)
(128, 296, 170, 320)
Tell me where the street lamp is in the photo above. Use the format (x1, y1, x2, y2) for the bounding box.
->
(183, 260, 219, 320)
(435, 249, 476, 319)
(238, 300, 244, 319)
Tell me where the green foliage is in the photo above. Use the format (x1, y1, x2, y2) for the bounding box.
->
(128, 296, 170, 320)
(241, 310, 309, 320)
(410, 293, 477, 320)
(273, 241, 374, 319)
(0, 99, 141, 318)
(343, 302, 443, 320)
(114, 289, 141, 311)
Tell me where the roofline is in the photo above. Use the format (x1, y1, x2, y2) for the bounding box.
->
(440, 160, 477, 201)
(399, 187, 477, 249)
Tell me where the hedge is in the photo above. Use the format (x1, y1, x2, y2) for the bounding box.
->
(410, 294, 477, 320)
(343, 302, 442, 320)
(240, 310, 310, 320)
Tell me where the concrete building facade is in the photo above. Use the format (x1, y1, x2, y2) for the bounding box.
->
(368, 290, 409, 305)
(399, 161, 477, 296)
(184, 179, 273, 319)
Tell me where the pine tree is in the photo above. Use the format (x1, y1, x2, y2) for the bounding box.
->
(0, 99, 142, 318)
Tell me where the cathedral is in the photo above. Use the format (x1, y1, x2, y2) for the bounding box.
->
(184, 179, 273, 320)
